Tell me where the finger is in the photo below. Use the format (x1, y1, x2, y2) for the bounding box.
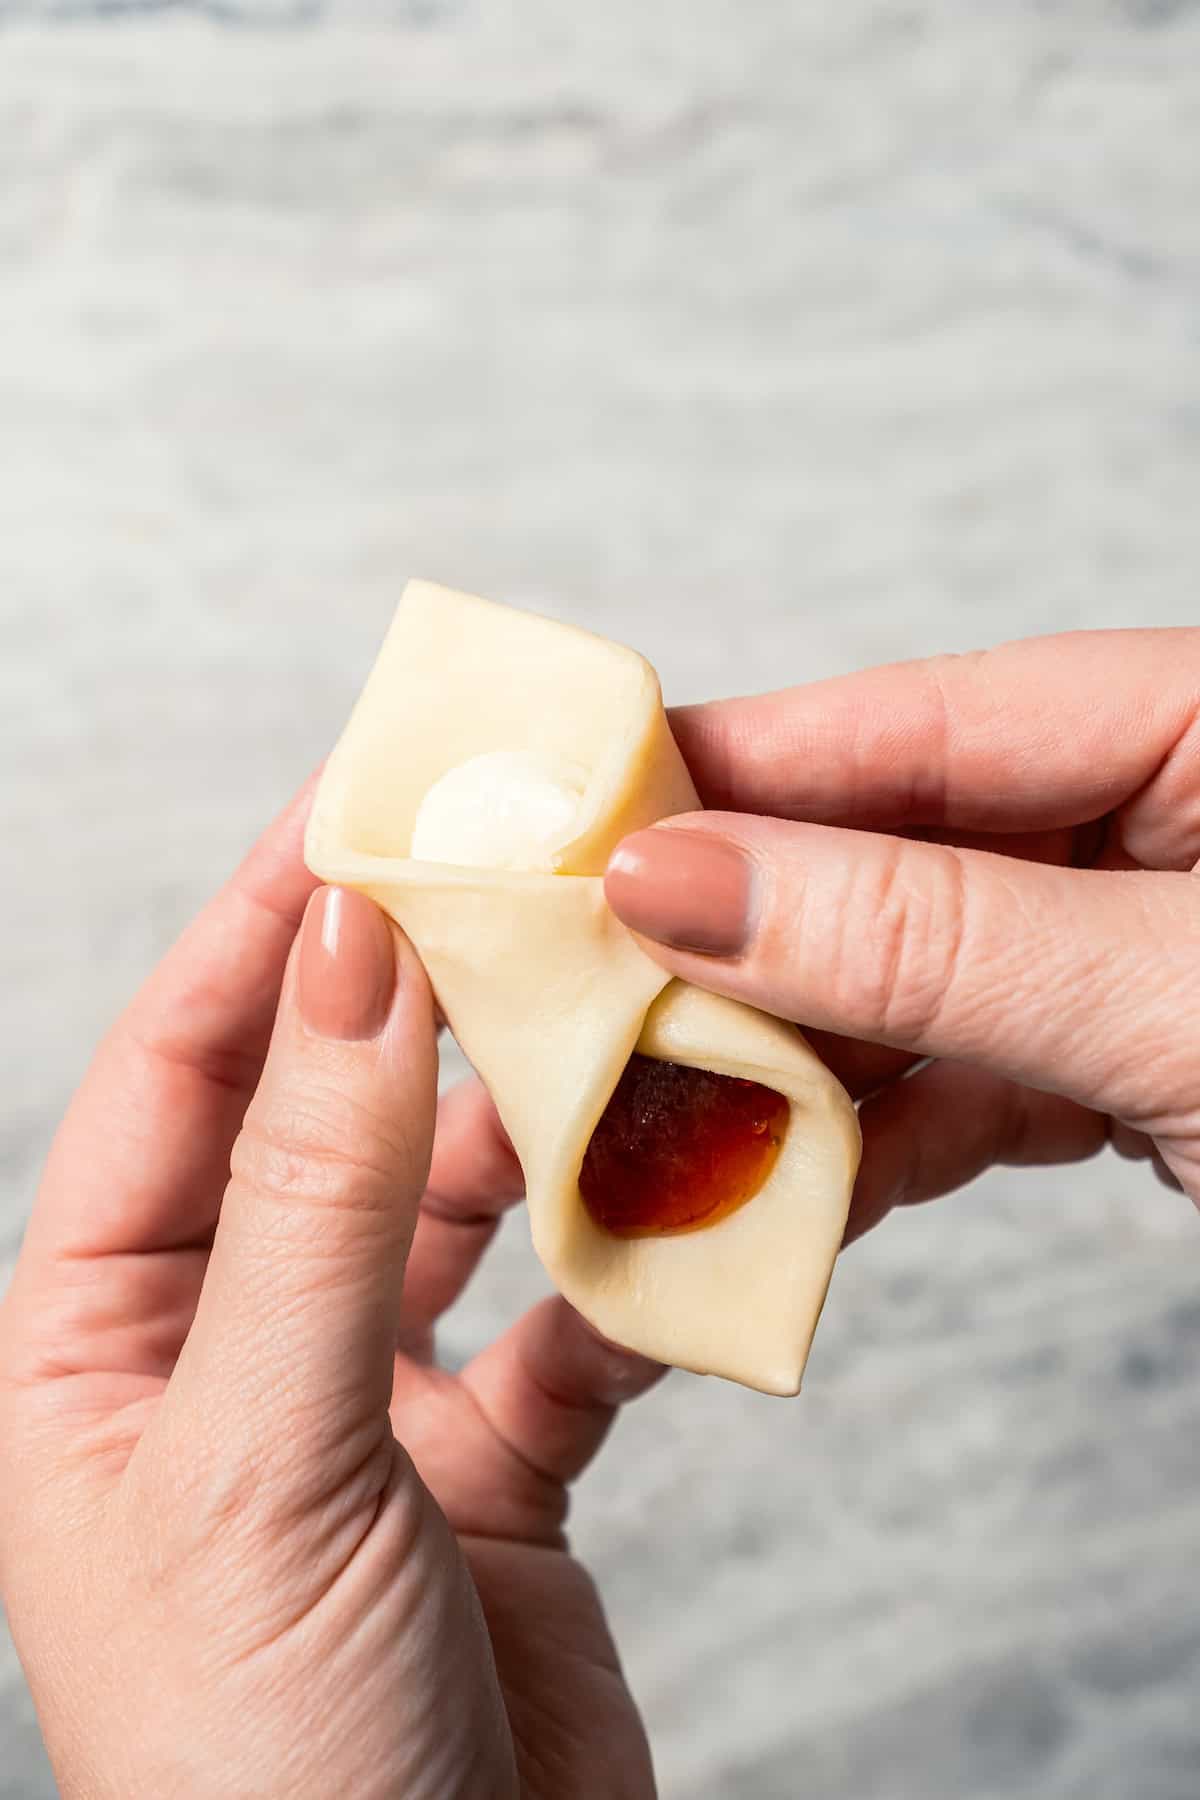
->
(670, 630, 1200, 868)
(25, 773, 321, 1266)
(908, 821, 1149, 874)
(908, 823, 1089, 867)
(0, 1245, 213, 1398)
(165, 888, 438, 1453)
(398, 1080, 526, 1353)
(846, 1060, 1107, 1245)
(1108, 1119, 1185, 1194)
(460, 1297, 665, 1488)
(800, 1031, 919, 1101)
(606, 815, 1200, 1128)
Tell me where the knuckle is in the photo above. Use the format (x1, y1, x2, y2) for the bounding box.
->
(230, 1096, 407, 1221)
(121, 1439, 269, 1612)
(571, 1312, 662, 1402)
(588, 1338, 662, 1405)
(905, 651, 987, 819)
(830, 839, 968, 1043)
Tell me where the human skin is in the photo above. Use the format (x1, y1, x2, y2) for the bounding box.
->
(5, 628, 1196, 1797)
(604, 629, 1200, 1239)
(0, 780, 662, 1800)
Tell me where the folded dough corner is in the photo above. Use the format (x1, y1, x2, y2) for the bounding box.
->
(305, 580, 860, 1394)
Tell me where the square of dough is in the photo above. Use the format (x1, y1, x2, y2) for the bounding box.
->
(307, 581, 860, 1394)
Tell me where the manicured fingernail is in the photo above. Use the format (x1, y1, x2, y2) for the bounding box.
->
(605, 828, 756, 956)
(298, 887, 396, 1040)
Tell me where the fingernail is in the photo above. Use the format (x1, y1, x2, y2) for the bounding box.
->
(605, 828, 756, 956)
(298, 887, 396, 1040)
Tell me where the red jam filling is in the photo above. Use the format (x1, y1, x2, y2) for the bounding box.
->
(579, 1053, 788, 1238)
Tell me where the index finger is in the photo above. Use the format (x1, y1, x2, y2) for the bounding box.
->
(397, 1079, 526, 1355)
(24, 774, 320, 1265)
(671, 629, 1200, 871)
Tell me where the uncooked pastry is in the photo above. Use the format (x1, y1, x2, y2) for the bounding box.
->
(305, 581, 860, 1394)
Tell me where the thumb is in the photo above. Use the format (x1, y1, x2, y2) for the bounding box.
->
(606, 815, 1200, 1133)
(171, 886, 437, 1453)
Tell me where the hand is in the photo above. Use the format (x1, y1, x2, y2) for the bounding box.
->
(0, 781, 661, 1800)
(605, 629, 1200, 1241)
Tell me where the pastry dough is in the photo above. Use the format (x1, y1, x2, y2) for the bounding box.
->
(305, 581, 860, 1394)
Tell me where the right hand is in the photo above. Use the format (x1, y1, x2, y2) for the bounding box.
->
(601, 630, 1200, 1242)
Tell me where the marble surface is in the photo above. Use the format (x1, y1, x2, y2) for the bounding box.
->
(2, 2, 1199, 1793)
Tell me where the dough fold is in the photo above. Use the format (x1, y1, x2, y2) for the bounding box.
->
(306, 580, 860, 1394)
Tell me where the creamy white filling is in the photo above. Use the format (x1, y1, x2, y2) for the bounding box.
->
(410, 748, 589, 871)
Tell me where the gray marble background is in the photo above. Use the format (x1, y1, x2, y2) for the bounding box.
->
(3, 2, 1200, 1794)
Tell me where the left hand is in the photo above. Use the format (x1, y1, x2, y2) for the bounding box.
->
(0, 779, 662, 1800)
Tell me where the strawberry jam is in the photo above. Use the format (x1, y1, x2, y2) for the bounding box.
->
(579, 1054, 789, 1238)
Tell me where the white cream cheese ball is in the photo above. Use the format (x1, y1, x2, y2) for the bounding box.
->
(410, 748, 590, 871)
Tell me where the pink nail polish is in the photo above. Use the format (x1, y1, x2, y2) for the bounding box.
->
(298, 888, 396, 1040)
(605, 829, 756, 957)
